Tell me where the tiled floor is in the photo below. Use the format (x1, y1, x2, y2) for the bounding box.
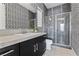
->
(43, 46, 76, 56)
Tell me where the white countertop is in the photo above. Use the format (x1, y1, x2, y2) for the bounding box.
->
(0, 33, 46, 49)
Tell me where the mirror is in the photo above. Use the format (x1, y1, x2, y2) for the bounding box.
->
(0, 3, 43, 36)
(0, 3, 37, 36)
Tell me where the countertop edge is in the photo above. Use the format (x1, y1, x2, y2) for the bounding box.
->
(0, 33, 46, 49)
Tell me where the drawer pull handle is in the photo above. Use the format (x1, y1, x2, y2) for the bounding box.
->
(33, 45, 36, 52)
(36, 43, 38, 50)
(0, 50, 14, 56)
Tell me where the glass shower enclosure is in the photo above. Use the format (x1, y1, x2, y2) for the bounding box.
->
(54, 12, 71, 47)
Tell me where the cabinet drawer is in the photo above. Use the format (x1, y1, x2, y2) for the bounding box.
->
(0, 44, 19, 56)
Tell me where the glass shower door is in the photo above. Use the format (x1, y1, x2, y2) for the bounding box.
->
(55, 13, 70, 46)
(57, 18, 65, 44)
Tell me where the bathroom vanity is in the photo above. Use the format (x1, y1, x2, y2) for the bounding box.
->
(0, 33, 46, 56)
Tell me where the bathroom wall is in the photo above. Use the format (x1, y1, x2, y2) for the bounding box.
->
(71, 3, 79, 55)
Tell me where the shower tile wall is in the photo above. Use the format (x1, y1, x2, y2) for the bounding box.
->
(62, 3, 71, 13)
(71, 3, 79, 55)
(53, 3, 71, 15)
(53, 3, 71, 14)
(45, 5, 62, 41)
(5, 3, 29, 29)
(46, 8, 55, 40)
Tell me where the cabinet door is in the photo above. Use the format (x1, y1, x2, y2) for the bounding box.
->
(20, 39, 36, 56)
(38, 40, 46, 56)
(0, 44, 19, 56)
(36, 36, 46, 56)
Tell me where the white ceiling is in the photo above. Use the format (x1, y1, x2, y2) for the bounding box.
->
(19, 3, 36, 13)
(19, 3, 64, 13)
(44, 3, 64, 9)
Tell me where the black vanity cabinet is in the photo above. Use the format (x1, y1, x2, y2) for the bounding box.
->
(20, 35, 46, 56)
(0, 34, 46, 56)
(0, 44, 19, 56)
